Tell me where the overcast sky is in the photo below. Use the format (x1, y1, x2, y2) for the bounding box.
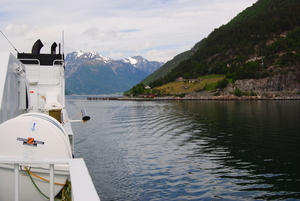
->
(1, 0, 257, 62)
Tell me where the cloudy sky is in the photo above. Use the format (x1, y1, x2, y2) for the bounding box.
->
(1, 0, 257, 62)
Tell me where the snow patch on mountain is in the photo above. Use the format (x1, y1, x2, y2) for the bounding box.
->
(123, 57, 138, 65)
(65, 51, 165, 94)
(73, 50, 112, 63)
(75, 50, 84, 58)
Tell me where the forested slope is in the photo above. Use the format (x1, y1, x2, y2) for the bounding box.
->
(148, 0, 300, 88)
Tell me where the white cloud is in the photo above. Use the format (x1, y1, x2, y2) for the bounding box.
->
(0, 0, 258, 62)
(142, 41, 153, 49)
(146, 49, 181, 62)
(5, 24, 31, 37)
(83, 27, 119, 40)
(108, 51, 124, 58)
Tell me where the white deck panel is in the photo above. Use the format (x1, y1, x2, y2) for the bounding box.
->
(69, 159, 101, 201)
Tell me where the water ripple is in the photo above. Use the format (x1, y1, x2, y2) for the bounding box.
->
(66, 98, 300, 201)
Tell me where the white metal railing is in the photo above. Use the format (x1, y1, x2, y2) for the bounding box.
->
(53, 59, 64, 80)
(0, 158, 100, 201)
(19, 59, 41, 85)
(18, 59, 41, 65)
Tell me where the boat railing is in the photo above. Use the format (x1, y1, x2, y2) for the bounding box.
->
(18, 58, 41, 65)
(53, 59, 64, 66)
(53, 59, 64, 79)
(18, 58, 64, 84)
(0, 157, 100, 201)
(18, 59, 41, 84)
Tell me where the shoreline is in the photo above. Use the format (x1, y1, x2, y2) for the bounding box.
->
(87, 91, 300, 101)
(117, 96, 300, 101)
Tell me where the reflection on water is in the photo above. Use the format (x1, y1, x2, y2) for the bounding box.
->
(66, 97, 300, 201)
(183, 101, 300, 200)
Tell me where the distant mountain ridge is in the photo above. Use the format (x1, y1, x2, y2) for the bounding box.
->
(65, 51, 164, 94)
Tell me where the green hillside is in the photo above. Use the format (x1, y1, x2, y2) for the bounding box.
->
(141, 41, 203, 85)
(130, 0, 300, 95)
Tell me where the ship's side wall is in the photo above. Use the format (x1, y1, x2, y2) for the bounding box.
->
(0, 52, 28, 123)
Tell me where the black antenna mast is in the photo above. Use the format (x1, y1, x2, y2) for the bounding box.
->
(0, 30, 19, 53)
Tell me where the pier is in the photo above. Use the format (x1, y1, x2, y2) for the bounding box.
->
(87, 97, 119, 100)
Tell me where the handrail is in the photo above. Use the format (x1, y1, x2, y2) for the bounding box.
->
(18, 59, 40, 84)
(18, 58, 40, 65)
(53, 59, 64, 66)
(52, 59, 63, 83)
(0, 157, 100, 201)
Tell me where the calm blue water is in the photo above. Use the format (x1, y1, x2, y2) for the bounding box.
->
(66, 96, 300, 201)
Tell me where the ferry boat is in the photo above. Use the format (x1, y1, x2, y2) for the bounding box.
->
(0, 39, 100, 201)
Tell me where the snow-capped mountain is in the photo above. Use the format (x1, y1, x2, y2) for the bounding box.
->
(65, 51, 164, 94)
(120, 56, 164, 75)
(65, 50, 112, 65)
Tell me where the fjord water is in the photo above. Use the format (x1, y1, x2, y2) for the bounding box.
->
(66, 97, 300, 201)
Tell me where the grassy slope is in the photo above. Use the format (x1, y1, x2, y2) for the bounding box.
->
(155, 75, 225, 94)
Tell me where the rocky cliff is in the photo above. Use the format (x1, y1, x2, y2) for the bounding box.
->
(183, 66, 300, 100)
(227, 66, 300, 93)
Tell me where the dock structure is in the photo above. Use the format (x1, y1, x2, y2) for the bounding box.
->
(87, 97, 119, 100)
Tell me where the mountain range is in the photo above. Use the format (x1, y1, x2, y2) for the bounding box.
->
(66, 0, 300, 96)
(65, 51, 164, 94)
